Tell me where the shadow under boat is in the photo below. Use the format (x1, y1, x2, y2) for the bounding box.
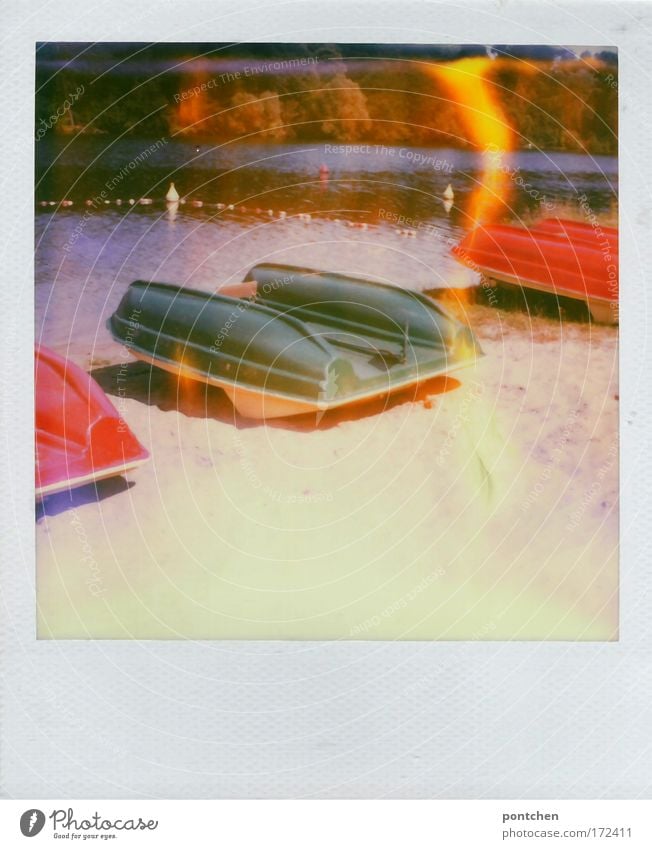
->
(90, 360, 461, 432)
(36, 477, 135, 519)
(426, 282, 594, 324)
(105, 263, 482, 425)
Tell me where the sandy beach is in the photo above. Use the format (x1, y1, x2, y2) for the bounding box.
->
(36, 300, 618, 641)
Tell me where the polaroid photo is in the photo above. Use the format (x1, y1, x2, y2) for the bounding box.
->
(1, 0, 650, 803)
(33, 41, 618, 641)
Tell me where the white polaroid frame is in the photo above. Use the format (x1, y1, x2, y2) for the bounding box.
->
(1, 0, 650, 799)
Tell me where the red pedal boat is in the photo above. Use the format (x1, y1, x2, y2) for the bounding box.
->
(35, 345, 149, 498)
(452, 218, 618, 324)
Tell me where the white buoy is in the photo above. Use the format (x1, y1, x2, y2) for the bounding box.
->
(443, 183, 455, 201)
(128, 199, 135, 205)
(443, 198, 453, 214)
(166, 182, 180, 203)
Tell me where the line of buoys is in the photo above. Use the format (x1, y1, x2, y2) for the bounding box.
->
(35, 198, 447, 240)
(36, 198, 386, 229)
(37, 196, 287, 217)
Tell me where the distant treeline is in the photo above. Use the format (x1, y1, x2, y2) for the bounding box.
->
(35, 44, 618, 154)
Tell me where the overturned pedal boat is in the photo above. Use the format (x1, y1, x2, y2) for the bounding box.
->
(452, 218, 618, 324)
(35, 345, 149, 498)
(108, 264, 482, 420)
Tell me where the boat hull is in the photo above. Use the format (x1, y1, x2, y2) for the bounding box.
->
(109, 265, 483, 420)
(453, 218, 618, 324)
(35, 346, 149, 498)
(127, 347, 474, 419)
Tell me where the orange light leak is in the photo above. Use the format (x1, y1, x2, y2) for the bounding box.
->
(174, 345, 203, 406)
(426, 57, 518, 313)
(177, 66, 212, 130)
(428, 57, 514, 231)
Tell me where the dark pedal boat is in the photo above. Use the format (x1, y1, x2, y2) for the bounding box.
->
(35, 345, 149, 498)
(108, 264, 483, 420)
(452, 218, 618, 324)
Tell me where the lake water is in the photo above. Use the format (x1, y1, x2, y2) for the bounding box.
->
(35, 138, 617, 364)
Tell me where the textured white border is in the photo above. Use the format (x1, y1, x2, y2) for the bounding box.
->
(1, 0, 650, 799)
